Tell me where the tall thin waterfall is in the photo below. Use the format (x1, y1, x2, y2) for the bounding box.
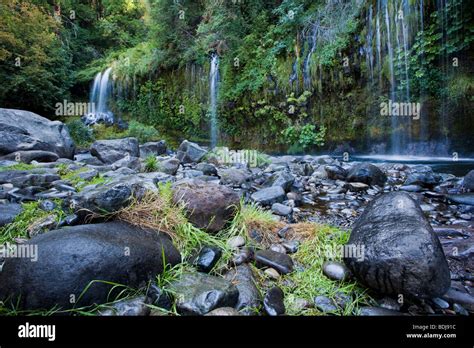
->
(83, 67, 114, 126)
(209, 54, 220, 148)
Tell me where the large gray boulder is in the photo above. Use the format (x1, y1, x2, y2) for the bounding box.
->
(176, 140, 207, 164)
(0, 150, 59, 163)
(139, 141, 167, 157)
(462, 170, 474, 191)
(344, 192, 450, 298)
(70, 173, 170, 218)
(346, 163, 387, 187)
(0, 203, 23, 227)
(251, 186, 286, 206)
(0, 222, 181, 310)
(90, 138, 139, 164)
(172, 180, 240, 233)
(170, 273, 239, 315)
(0, 108, 75, 159)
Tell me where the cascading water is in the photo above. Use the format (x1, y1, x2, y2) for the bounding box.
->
(83, 67, 114, 126)
(209, 54, 220, 148)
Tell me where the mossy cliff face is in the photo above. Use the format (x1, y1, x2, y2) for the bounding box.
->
(101, 0, 474, 154)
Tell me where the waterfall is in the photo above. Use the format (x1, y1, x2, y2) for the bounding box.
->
(209, 54, 220, 148)
(83, 67, 114, 126)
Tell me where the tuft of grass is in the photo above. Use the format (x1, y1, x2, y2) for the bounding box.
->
(0, 163, 37, 172)
(57, 165, 107, 192)
(230, 201, 285, 246)
(144, 154, 160, 173)
(0, 200, 66, 244)
(117, 183, 234, 271)
(276, 225, 373, 315)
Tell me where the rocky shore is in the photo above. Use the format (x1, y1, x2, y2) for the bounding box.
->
(0, 109, 472, 316)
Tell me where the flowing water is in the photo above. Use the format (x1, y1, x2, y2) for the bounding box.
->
(84, 67, 114, 125)
(209, 54, 220, 148)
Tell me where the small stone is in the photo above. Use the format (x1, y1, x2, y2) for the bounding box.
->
(271, 203, 292, 216)
(314, 295, 338, 313)
(98, 296, 150, 316)
(232, 247, 253, 266)
(277, 226, 291, 239)
(334, 292, 352, 309)
(264, 268, 280, 280)
(377, 297, 401, 311)
(270, 244, 286, 254)
(432, 297, 450, 309)
(282, 240, 299, 254)
(358, 306, 403, 316)
(205, 307, 242, 316)
(322, 261, 350, 281)
(293, 298, 313, 312)
(39, 200, 56, 212)
(254, 250, 294, 274)
(194, 246, 222, 273)
(264, 286, 285, 316)
(147, 284, 173, 311)
(453, 303, 469, 316)
(227, 236, 245, 249)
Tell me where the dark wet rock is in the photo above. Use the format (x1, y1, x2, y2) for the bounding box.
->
(344, 182, 369, 192)
(271, 203, 292, 216)
(172, 181, 240, 233)
(225, 265, 261, 315)
(0, 222, 181, 310)
(272, 171, 295, 192)
(251, 186, 286, 206)
(159, 158, 180, 175)
(344, 192, 451, 298)
(463, 170, 474, 191)
(377, 297, 401, 311)
(358, 306, 404, 316)
(90, 138, 140, 164)
(277, 226, 292, 239)
(400, 184, 423, 192)
(205, 307, 242, 316)
(111, 156, 142, 171)
(314, 295, 338, 313)
(322, 261, 350, 281)
(254, 249, 294, 274)
(39, 200, 62, 214)
(0, 108, 75, 159)
(432, 297, 450, 309)
(346, 163, 387, 187)
(176, 140, 207, 164)
(0, 150, 59, 164)
(325, 165, 347, 180)
(139, 141, 167, 157)
(0, 203, 23, 227)
(58, 213, 80, 227)
(9, 173, 61, 189)
(194, 246, 222, 273)
(405, 168, 442, 188)
(183, 169, 204, 178)
(147, 284, 173, 311)
(232, 247, 253, 266)
(453, 303, 469, 316)
(98, 296, 150, 316)
(170, 272, 239, 315)
(70, 175, 155, 217)
(442, 288, 474, 311)
(219, 168, 252, 187)
(264, 286, 285, 316)
(282, 240, 299, 254)
(270, 244, 286, 254)
(195, 163, 218, 176)
(447, 194, 474, 206)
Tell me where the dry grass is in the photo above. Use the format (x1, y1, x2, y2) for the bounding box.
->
(117, 189, 185, 240)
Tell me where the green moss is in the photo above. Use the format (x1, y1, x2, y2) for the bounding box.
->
(0, 163, 37, 172)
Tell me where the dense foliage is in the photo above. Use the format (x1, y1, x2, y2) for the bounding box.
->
(0, 0, 473, 152)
